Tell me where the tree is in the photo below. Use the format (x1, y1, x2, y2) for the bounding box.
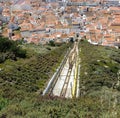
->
(49, 40, 55, 47)
(0, 36, 26, 63)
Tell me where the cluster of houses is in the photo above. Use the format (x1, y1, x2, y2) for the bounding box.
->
(84, 4, 120, 47)
(0, 0, 120, 48)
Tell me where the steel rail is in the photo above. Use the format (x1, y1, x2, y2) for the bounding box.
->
(49, 44, 76, 96)
(49, 49, 71, 95)
(60, 49, 76, 97)
(60, 68, 72, 97)
(42, 48, 71, 96)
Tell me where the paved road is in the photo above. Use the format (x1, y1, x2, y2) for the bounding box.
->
(14, 0, 24, 5)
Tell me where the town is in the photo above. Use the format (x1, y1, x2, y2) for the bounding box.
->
(0, 0, 120, 48)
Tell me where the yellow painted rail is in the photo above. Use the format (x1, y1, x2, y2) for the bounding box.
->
(72, 43, 79, 98)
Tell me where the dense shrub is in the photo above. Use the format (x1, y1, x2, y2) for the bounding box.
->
(0, 97, 8, 111)
(49, 40, 55, 47)
(0, 36, 26, 63)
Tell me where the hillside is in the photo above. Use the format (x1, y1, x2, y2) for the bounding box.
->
(80, 41, 120, 96)
(0, 37, 72, 116)
(0, 40, 120, 117)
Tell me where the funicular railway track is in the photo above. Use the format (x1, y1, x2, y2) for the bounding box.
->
(48, 52, 69, 96)
(44, 47, 72, 96)
(43, 41, 79, 98)
(60, 67, 72, 97)
(52, 42, 77, 97)
(60, 45, 77, 98)
(50, 48, 76, 97)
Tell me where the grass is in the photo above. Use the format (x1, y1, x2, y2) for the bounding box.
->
(22, 43, 56, 53)
(79, 40, 120, 96)
(1, 95, 120, 118)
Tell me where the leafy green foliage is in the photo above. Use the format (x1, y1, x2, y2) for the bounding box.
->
(0, 36, 26, 63)
(0, 97, 9, 111)
(49, 40, 55, 47)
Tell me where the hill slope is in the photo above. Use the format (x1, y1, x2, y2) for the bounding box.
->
(0, 40, 120, 117)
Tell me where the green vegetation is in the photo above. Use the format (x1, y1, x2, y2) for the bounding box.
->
(0, 38, 120, 117)
(0, 36, 72, 117)
(79, 41, 120, 96)
(78, 40, 120, 117)
(0, 36, 26, 63)
(49, 40, 55, 47)
(0, 96, 114, 118)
